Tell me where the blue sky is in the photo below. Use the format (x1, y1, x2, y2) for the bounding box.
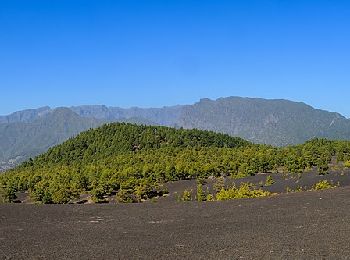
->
(1, 0, 350, 117)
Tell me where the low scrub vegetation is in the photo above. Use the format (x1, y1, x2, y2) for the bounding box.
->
(179, 181, 274, 202)
(215, 183, 273, 200)
(312, 180, 337, 191)
(265, 175, 275, 186)
(181, 189, 193, 202)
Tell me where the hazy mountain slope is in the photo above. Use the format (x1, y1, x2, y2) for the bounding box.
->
(0, 108, 162, 171)
(70, 97, 350, 146)
(0, 106, 52, 124)
(0, 108, 102, 170)
(70, 105, 183, 126)
(178, 97, 350, 146)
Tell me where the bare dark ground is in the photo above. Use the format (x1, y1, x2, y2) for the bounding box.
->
(2, 186, 350, 259)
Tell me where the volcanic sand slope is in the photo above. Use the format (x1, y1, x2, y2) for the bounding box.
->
(1, 187, 350, 259)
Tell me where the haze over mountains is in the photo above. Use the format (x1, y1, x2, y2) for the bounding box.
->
(1, 96, 350, 171)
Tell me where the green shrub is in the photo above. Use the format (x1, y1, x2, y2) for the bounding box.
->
(216, 183, 272, 201)
(91, 186, 108, 203)
(213, 177, 225, 192)
(181, 189, 192, 201)
(312, 180, 336, 191)
(295, 186, 304, 192)
(29, 180, 53, 204)
(116, 189, 135, 203)
(196, 182, 206, 202)
(285, 186, 304, 193)
(0, 185, 17, 203)
(206, 194, 214, 201)
(265, 175, 275, 186)
(344, 160, 350, 168)
(317, 159, 329, 175)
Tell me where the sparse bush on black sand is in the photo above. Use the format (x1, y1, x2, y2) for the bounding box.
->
(344, 160, 350, 168)
(181, 189, 192, 202)
(1, 123, 350, 203)
(196, 182, 206, 202)
(181, 182, 274, 202)
(265, 175, 275, 186)
(215, 183, 273, 201)
(312, 180, 337, 191)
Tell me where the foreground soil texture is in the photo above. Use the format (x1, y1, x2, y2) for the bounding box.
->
(2, 186, 350, 259)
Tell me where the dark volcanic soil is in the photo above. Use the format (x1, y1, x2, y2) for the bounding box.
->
(2, 187, 350, 259)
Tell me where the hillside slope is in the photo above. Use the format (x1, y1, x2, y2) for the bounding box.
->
(179, 97, 350, 146)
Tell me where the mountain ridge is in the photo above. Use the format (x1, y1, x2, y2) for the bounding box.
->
(1, 96, 350, 171)
(1, 97, 347, 123)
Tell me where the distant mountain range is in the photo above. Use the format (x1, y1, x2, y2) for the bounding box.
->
(1, 96, 350, 171)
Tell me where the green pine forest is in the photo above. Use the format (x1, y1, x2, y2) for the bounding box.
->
(1, 123, 350, 204)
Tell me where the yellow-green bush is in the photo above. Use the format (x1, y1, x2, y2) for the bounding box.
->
(181, 189, 192, 201)
(312, 180, 336, 190)
(216, 183, 272, 201)
(196, 183, 206, 202)
(265, 175, 275, 186)
(344, 160, 350, 168)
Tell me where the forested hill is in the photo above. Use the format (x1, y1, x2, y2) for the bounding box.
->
(28, 123, 251, 166)
(2, 123, 350, 204)
(1, 123, 252, 203)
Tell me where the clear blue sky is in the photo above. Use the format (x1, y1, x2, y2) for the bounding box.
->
(1, 0, 350, 117)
